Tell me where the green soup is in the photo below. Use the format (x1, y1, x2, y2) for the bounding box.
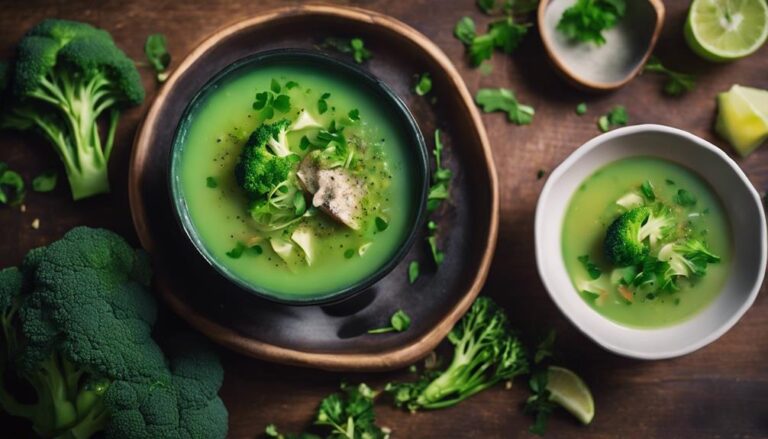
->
(562, 157, 732, 328)
(175, 58, 419, 300)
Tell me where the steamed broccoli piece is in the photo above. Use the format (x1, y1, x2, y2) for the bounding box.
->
(0, 227, 228, 439)
(603, 207, 675, 266)
(0, 19, 144, 200)
(387, 297, 527, 411)
(235, 119, 298, 197)
(658, 239, 720, 279)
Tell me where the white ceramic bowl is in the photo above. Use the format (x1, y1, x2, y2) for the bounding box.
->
(535, 124, 767, 359)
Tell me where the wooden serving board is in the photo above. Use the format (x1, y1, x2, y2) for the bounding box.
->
(129, 5, 498, 371)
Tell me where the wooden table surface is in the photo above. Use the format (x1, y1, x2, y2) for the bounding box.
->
(2, 1, 767, 438)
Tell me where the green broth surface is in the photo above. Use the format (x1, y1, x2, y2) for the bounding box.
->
(177, 60, 416, 299)
(562, 157, 732, 328)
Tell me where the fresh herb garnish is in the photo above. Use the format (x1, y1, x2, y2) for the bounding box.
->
(643, 56, 696, 96)
(375, 216, 389, 231)
(524, 370, 558, 435)
(408, 261, 420, 284)
(368, 310, 411, 334)
(427, 130, 452, 212)
(299, 135, 311, 150)
(32, 171, 57, 193)
(350, 38, 371, 63)
(557, 0, 627, 46)
(577, 255, 601, 279)
(597, 105, 628, 132)
(206, 176, 218, 188)
(285, 81, 299, 89)
(454, 16, 477, 45)
(0, 162, 25, 206)
(674, 189, 697, 207)
(534, 330, 556, 364)
(414, 73, 432, 96)
(318, 92, 331, 115)
(471, 18, 529, 66)
(144, 33, 171, 82)
(475, 88, 535, 125)
(344, 249, 355, 259)
(293, 192, 306, 216)
(640, 180, 655, 201)
(270, 78, 281, 94)
(427, 221, 445, 265)
(253, 91, 271, 110)
(273, 94, 291, 113)
(576, 102, 588, 115)
(226, 242, 246, 259)
(348, 109, 360, 121)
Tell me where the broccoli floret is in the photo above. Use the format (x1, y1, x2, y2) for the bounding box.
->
(0, 19, 144, 200)
(387, 297, 527, 410)
(235, 119, 298, 197)
(0, 227, 228, 439)
(658, 239, 720, 279)
(604, 207, 675, 266)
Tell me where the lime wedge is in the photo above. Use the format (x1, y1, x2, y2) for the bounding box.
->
(546, 366, 595, 425)
(685, 0, 768, 61)
(716, 84, 768, 156)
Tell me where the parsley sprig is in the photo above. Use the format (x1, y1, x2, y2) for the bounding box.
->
(643, 56, 696, 96)
(475, 88, 535, 125)
(557, 0, 627, 46)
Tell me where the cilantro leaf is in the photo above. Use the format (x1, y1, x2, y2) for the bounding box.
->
(454, 17, 477, 45)
(475, 88, 535, 125)
(368, 310, 411, 334)
(350, 38, 372, 64)
(557, 0, 626, 45)
(427, 221, 445, 265)
(576, 102, 588, 115)
(577, 255, 601, 280)
(408, 261, 420, 284)
(643, 56, 696, 96)
(273, 94, 291, 113)
(468, 18, 528, 66)
(144, 33, 171, 82)
(525, 371, 558, 435)
(674, 188, 697, 207)
(534, 330, 556, 364)
(414, 73, 432, 96)
(597, 105, 628, 132)
(32, 171, 57, 192)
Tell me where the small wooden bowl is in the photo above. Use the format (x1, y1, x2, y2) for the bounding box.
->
(129, 4, 499, 371)
(538, 0, 665, 91)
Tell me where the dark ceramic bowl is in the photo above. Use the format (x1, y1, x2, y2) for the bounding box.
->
(168, 49, 428, 306)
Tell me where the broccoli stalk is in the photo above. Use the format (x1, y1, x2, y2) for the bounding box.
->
(0, 19, 144, 200)
(387, 297, 528, 411)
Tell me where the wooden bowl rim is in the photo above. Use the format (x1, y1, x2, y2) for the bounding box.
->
(537, 0, 666, 91)
(128, 3, 499, 371)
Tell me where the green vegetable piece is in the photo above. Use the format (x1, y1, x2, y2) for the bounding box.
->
(0, 19, 145, 200)
(285, 81, 299, 89)
(253, 91, 270, 110)
(674, 189, 697, 207)
(477, 0, 496, 13)
(408, 261, 420, 284)
(348, 109, 360, 121)
(475, 88, 535, 125)
(375, 216, 389, 231)
(0, 163, 25, 205)
(557, 0, 627, 45)
(206, 176, 218, 188)
(344, 249, 355, 259)
(293, 192, 306, 216)
(643, 56, 696, 96)
(32, 171, 57, 192)
(414, 73, 432, 96)
(226, 242, 246, 258)
(350, 38, 371, 64)
(273, 94, 291, 113)
(318, 98, 328, 114)
(270, 78, 281, 93)
(299, 135, 311, 151)
(251, 244, 263, 255)
(0, 227, 228, 439)
(603, 206, 675, 266)
(598, 106, 628, 132)
(576, 102, 588, 115)
(385, 297, 527, 410)
(525, 370, 557, 435)
(144, 33, 171, 82)
(454, 16, 477, 45)
(640, 180, 655, 201)
(468, 18, 529, 66)
(368, 309, 411, 334)
(577, 255, 602, 279)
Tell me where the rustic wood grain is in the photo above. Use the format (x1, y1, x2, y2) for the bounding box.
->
(1, 0, 767, 438)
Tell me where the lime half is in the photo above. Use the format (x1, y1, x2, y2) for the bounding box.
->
(546, 366, 595, 425)
(685, 0, 768, 61)
(716, 84, 768, 156)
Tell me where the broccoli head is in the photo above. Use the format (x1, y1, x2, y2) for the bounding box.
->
(387, 297, 528, 411)
(235, 119, 298, 197)
(0, 19, 144, 200)
(0, 227, 228, 439)
(604, 207, 675, 266)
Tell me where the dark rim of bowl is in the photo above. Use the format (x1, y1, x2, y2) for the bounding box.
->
(168, 48, 429, 306)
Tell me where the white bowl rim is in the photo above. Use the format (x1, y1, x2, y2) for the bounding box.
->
(534, 123, 767, 360)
